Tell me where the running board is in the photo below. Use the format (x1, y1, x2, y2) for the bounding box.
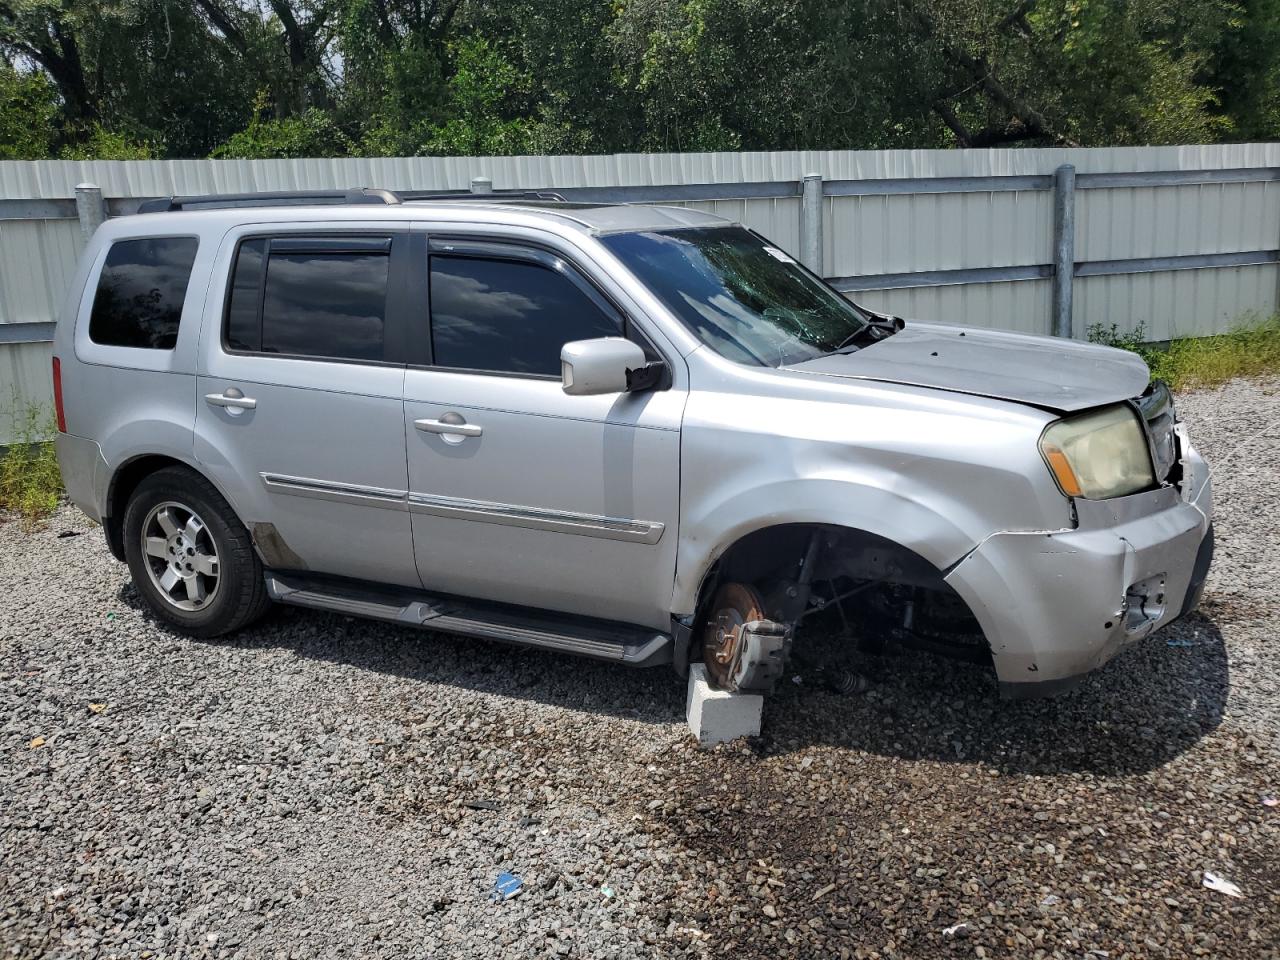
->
(264, 572, 672, 667)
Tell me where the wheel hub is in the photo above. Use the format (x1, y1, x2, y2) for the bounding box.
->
(701, 582, 791, 692)
(141, 501, 220, 612)
(709, 609, 748, 670)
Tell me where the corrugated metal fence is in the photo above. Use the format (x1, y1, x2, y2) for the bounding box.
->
(3, 143, 1279, 442)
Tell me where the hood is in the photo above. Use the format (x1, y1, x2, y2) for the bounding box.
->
(785, 321, 1150, 413)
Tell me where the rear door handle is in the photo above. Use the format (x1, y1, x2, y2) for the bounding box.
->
(414, 417, 482, 438)
(205, 390, 257, 410)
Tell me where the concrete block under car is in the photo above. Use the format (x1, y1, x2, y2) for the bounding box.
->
(686, 663, 763, 746)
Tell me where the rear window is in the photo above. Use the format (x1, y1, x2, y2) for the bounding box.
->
(224, 236, 390, 362)
(89, 237, 199, 349)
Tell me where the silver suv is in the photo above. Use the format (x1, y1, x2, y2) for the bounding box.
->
(53, 189, 1213, 698)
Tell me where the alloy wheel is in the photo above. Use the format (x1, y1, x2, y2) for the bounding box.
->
(140, 501, 220, 611)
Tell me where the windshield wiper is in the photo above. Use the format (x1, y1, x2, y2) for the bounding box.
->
(830, 329, 870, 353)
(829, 311, 904, 353)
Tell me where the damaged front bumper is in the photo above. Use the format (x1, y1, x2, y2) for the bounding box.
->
(944, 425, 1213, 698)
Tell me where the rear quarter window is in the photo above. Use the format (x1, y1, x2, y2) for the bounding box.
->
(89, 237, 199, 350)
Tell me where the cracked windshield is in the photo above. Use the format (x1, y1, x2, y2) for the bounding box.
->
(602, 226, 872, 367)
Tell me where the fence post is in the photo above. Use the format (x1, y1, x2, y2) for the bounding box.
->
(74, 182, 106, 242)
(800, 172, 823, 275)
(470, 176, 493, 194)
(1051, 164, 1076, 338)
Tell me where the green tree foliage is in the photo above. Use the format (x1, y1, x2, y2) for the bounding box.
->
(1208, 0, 1280, 139)
(336, 0, 455, 155)
(419, 37, 537, 155)
(607, 0, 922, 151)
(0, 61, 56, 158)
(92, 0, 260, 157)
(1, 0, 1278, 159)
(212, 94, 353, 158)
(470, 0, 635, 153)
(58, 124, 153, 159)
(909, 0, 1235, 146)
(1, 0, 261, 156)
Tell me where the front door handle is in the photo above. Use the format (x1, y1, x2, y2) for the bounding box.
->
(414, 417, 482, 438)
(205, 389, 257, 410)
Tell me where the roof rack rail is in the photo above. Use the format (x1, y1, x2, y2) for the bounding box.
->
(135, 186, 570, 214)
(136, 188, 401, 214)
(397, 189, 569, 202)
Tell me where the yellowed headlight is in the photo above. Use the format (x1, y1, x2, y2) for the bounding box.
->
(1040, 405, 1154, 500)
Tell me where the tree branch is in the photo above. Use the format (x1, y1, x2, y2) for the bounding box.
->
(191, 0, 249, 56)
(268, 0, 304, 62)
(908, 0, 1078, 147)
(932, 100, 973, 146)
(2, 4, 96, 122)
(370, 0, 396, 46)
(435, 0, 461, 38)
(996, 0, 1037, 34)
(965, 120, 1050, 147)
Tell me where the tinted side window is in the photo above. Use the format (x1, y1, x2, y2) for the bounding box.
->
(225, 238, 266, 352)
(224, 238, 390, 362)
(89, 237, 199, 349)
(429, 255, 621, 376)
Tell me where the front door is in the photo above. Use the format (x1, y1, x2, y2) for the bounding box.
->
(403, 235, 685, 630)
(195, 226, 418, 586)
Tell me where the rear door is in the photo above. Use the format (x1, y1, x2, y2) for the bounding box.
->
(195, 224, 419, 586)
(403, 233, 686, 630)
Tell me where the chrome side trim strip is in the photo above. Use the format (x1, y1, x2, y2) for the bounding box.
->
(407, 492, 665, 544)
(260, 473, 408, 510)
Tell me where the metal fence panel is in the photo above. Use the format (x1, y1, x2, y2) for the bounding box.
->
(826, 190, 1053, 279)
(0, 217, 81, 326)
(1, 341, 54, 424)
(1074, 264, 1278, 342)
(4, 143, 1280, 199)
(853, 278, 1053, 335)
(1075, 181, 1280, 261)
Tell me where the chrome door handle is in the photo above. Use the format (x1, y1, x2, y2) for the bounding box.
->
(205, 391, 257, 410)
(414, 417, 482, 438)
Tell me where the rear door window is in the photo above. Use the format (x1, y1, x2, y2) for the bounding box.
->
(89, 237, 199, 349)
(224, 236, 391, 362)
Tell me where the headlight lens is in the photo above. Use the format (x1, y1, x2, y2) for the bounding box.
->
(1040, 405, 1154, 500)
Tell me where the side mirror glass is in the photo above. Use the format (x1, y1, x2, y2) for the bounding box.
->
(560, 337, 649, 396)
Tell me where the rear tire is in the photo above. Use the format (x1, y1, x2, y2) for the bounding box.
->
(122, 466, 270, 637)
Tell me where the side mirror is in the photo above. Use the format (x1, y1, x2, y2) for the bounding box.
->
(560, 337, 649, 396)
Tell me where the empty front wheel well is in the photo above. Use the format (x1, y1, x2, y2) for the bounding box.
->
(698, 523, 942, 604)
(695, 523, 989, 663)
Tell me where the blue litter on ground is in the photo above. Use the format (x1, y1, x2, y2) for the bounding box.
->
(1166, 637, 1195, 647)
(490, 872, 523, 902)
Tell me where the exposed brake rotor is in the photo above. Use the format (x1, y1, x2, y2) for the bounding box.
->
(701, 582, 792, 693)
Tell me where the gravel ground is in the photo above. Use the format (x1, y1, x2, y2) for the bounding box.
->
(2, 377, 1278, 960)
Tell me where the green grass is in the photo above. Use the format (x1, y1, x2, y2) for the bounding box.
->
(0, 400, 63, 526)
(1087, 313, 1280, 392)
